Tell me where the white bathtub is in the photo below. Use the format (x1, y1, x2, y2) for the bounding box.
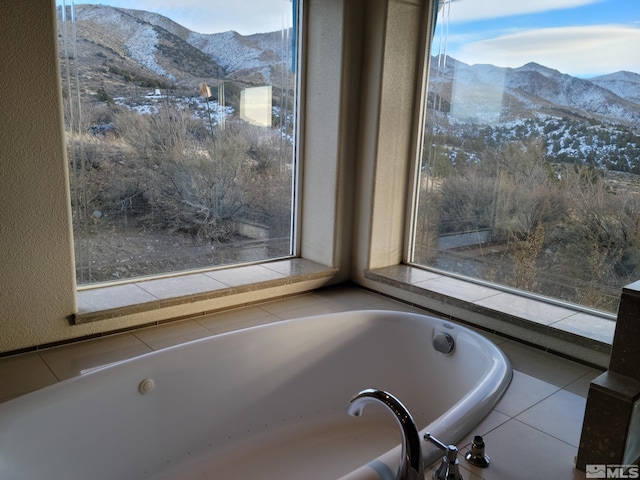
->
(0, 310, 511, 480)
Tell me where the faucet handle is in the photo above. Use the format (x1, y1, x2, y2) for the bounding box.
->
(424, 432, 463, 480)
(424, 432, 457, 458)
(424, 432, 447, 451)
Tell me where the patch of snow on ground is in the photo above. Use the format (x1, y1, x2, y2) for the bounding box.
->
(76, 6, 140, 44)
(125, 25, 170, 79)
(187, 31, 267, 73)
(114, 95, 235, 126)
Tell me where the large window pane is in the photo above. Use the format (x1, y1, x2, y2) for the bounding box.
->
(57, 0, 299, 285)
(412, 0, 640, 313)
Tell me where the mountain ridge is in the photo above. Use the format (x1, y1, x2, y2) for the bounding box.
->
(430, 54, 640, 125)
(64, 4, 293, 99)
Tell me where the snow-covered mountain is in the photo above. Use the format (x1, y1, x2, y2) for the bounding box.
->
(590, 71, 640, 105)
(187, 30, 288, 85)
(63, 4, 293, 98)
(117, 6, 292, 84)
(429, 55, 640, 125)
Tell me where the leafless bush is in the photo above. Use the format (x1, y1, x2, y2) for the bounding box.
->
(414, 179, 442, 262)
(415, 134, 640, 311)
(69, 102, 293, 247)
(512, 221, 545, 290)
(439, 165, 495, 233)
(557, 167, 640, 309)
(490, 139, 567, 236)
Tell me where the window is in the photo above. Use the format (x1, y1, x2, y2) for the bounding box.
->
(57, 0, 299, 285)
(411, 0, 640, 314)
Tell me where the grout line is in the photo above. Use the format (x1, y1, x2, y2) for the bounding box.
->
(129, 332, 155, 352)
(511, 418, 581, 450)
(38, 352, 63, 383)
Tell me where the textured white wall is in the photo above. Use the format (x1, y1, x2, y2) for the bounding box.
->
(352, 0, 428, 276)
(0, 0, 77, 351)
(299, 0, 347, 268)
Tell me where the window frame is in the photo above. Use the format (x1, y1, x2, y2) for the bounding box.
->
(404, 0, 627, 316)
(58, 0, 304, 287)
(353, 0, 614, 367)
(72, 0, 359, 321)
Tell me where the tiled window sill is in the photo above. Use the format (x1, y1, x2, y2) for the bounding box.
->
(75, 259, 337, 324)
(365, 265, 615, 367)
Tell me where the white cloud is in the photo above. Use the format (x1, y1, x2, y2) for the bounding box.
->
(451, 25, 640, 76)
(443, 0, 605, 23)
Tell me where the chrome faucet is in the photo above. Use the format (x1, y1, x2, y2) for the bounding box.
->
(348, 388, 424, 480)
(424, 432, 463, 480)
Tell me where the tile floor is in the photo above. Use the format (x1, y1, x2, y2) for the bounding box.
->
(0, 285, 601, 479)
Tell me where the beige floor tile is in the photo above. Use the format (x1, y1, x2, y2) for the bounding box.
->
(493, 370, 559, 418)
(196, 306, 282, 333)
(258, 293, 333, 315)
(458, 410, 511, 452)
(132, 319, 214, 350)
(271, 302, 345, 320)
(564, 368, 604, 397)
(39, 333, 152, 381)
(516, 389, 587, 447)
(315, 286, 383, 308)
(498, 341, 592, 388)
(0, 352, 58, 401)
(468, 419, 586, 480)
(455, 464, 484, 480)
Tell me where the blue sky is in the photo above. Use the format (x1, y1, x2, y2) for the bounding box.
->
(76, 0, 293, 35)
(436, 0, 640, 77)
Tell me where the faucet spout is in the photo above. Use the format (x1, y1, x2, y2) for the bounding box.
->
(348, 388, 424, 480)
